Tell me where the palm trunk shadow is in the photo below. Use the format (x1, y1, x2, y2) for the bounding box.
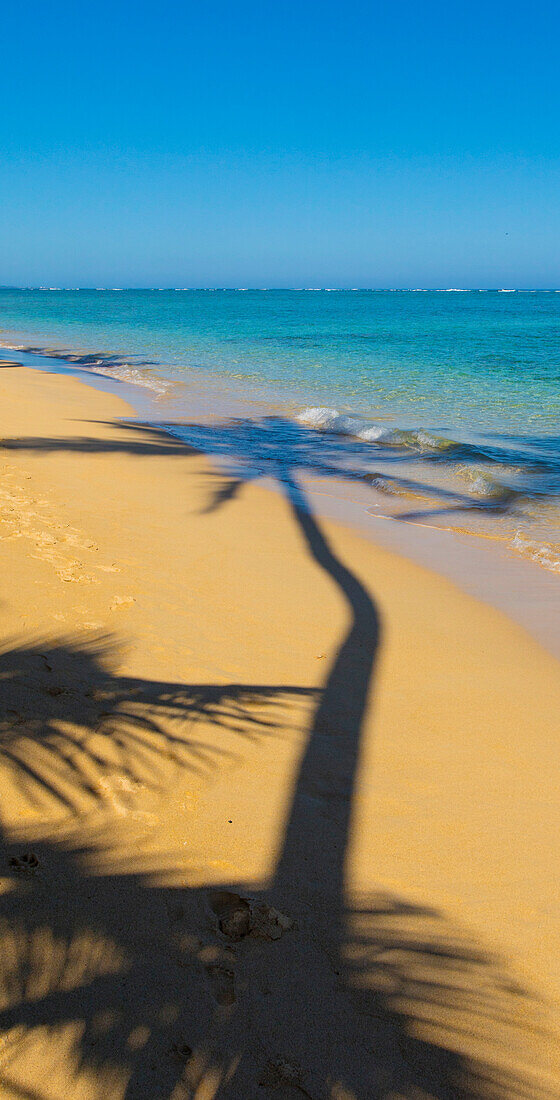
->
(271, 470, 379, 906)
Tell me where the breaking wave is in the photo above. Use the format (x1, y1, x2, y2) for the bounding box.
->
(297, 407, 468, 453)
(296, 407, 391, 441)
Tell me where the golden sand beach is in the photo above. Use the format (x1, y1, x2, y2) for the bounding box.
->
(0, 362, 559, 1098)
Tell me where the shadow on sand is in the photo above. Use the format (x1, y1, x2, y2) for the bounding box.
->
(0, 417, 557, 1098)
(3, 414, 547, 523)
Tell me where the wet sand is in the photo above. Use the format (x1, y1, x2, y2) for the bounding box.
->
(0, 363, 559, 1099)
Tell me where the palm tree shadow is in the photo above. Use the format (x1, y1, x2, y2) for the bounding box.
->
(0, 418, 557, 1097)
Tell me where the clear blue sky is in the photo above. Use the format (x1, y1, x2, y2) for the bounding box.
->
(1, 1, 559, 288)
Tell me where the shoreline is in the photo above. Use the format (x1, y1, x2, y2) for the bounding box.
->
(0, 361, 559, 1096)
(3, 335, 560, 660)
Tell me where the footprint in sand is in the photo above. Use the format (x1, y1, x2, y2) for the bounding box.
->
(61, 533, 99, 551)
(9, 852, 40, 873)
(110, 595, 136, 611)
(169, 1042, 193, 1064)
(197, 942, 237, 1006)
(210, 891, 293, 942)
(0, 478, 117, 580)
(205, 964, 236, 1006)
(210, 892, 252, 941)
(259, 1060, 314, 1098)
(56, 561, 97, 584)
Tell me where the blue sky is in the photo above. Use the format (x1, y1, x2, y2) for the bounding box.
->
(1, 0, 559, 287)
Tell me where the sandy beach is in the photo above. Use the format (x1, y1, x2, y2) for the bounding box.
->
(0, 360, 559, 1099)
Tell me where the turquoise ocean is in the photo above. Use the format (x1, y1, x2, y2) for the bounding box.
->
(1, 288, 559, 573)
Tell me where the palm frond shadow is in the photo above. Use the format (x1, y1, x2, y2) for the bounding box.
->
(342, 897, 556, 1100)
(0, 635, 313, 814)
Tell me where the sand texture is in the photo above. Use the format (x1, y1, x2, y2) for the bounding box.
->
(0, 363, 559, 1099)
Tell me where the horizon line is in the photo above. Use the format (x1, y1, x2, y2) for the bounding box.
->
(1, 286, 560, 293)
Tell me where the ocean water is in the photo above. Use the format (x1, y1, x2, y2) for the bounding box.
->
(1, 288, 559, 574)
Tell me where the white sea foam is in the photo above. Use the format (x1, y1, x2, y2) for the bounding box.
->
(297, 406, 343, 429)
(358, 424, 393, 441)
(295, 408, 460, 447)
(296, 406, 390, 441)
(511, 531, 560, 573)
(86, 362, 171, 395)
(296, 409, 479, 456)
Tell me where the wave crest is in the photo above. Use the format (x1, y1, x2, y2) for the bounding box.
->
(296, 407, 391, 441)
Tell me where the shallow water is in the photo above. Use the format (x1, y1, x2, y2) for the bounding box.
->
(1, 288, 559, 575)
